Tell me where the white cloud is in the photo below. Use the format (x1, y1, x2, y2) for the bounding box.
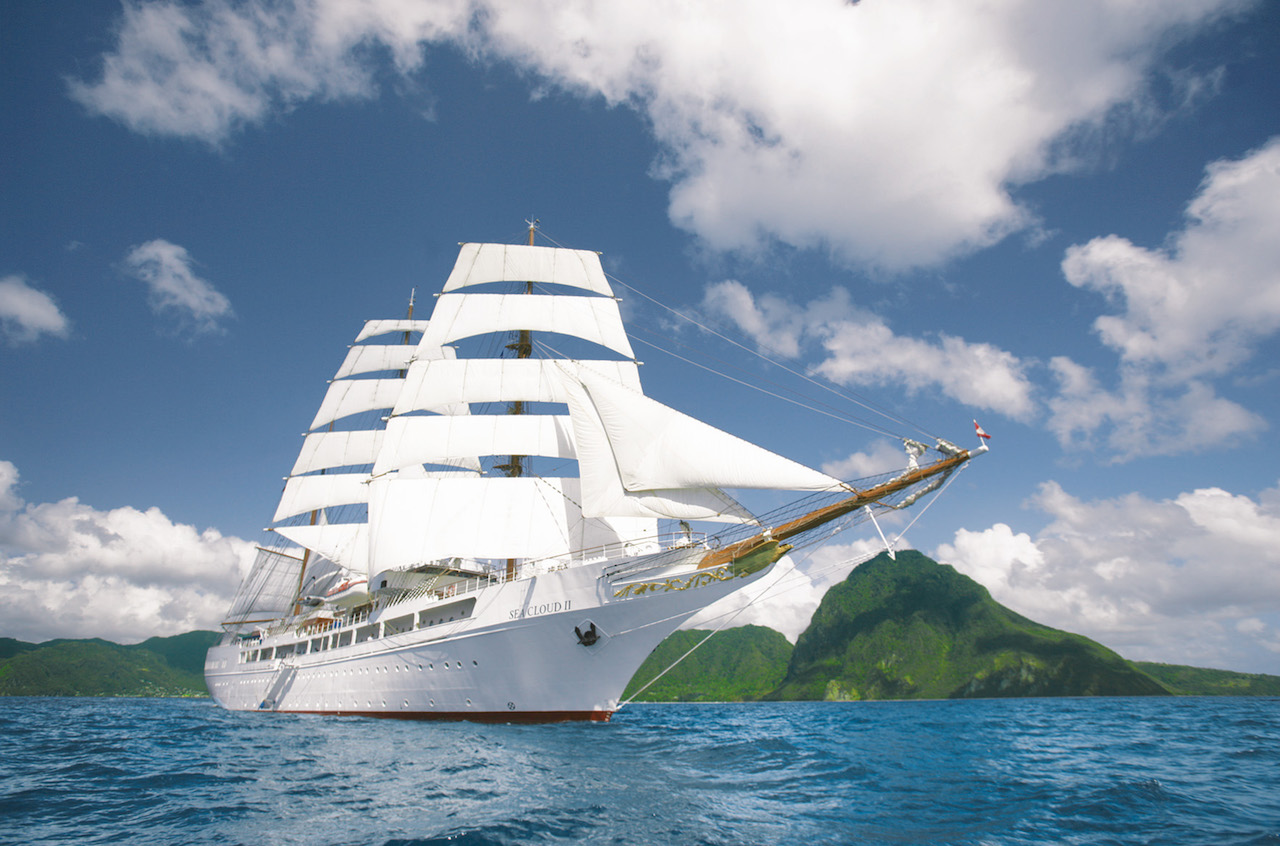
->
(0, 460, 255, 643)
(1063, 138, 1280, 378)
(685, 537, 884, 641)
(822, 439, 913, 481)
(0, 274, 70, 345)
(122, 239, 234, 335)
(701, 279, 1037, 421)
(1048, 138, 1280, 459)
(69, 0, 1250, 269)
(1046, 358, 1265, 459)
(0, 461, 21, 512)
(936, 480, 1280, 673)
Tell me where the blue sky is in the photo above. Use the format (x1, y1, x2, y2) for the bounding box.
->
(2, 0, 1279, 673)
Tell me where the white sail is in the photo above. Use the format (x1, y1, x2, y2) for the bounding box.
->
(370, 476, 587, 566)
(310, 379, 405, 431)
(333, 344, 414, 379)
(373, 414, 575, 476)
(355, 319, 430, 343)
(272, 522, 370, 576)
(291, 430, 385, 476)
(444, 243, 614, 296)
(555, 367, 757, 524)
(393, 358, 640, 414)
(273, 473, 369, 523)
(566, 365, 844, 493)
(419, 293, 635, 359)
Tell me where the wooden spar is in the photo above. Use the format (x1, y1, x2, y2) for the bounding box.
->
(221, 618, 286, 627)
(503, 220, 538, 580)
(697, 449, 974, 570)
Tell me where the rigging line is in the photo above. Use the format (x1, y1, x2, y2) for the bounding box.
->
(616, 527, 869, 711)
(884, 460, 970, 546)
(534, 227, 922, 435)
(627, 333, 906, 442)
(626, 318, 881, 425)
(533, 227, 946, 446)
(532, 331, 904, 444)
(604, 272, 939, 443)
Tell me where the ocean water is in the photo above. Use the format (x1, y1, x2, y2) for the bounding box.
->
(1, 697, 1277, 845)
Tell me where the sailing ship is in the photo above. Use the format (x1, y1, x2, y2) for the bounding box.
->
(205, 230, 986, 721)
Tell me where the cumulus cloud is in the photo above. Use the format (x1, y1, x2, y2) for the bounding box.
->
(936, 480, 1280, 673)
(822, 439, 913, 481)
(685, 536, 885, 641)
(1046, 358, 1265, 459)
(69, 0, 1249, 269)
(0, 274, 71, 345)
(0, 459, 255, 643)
(121, 239, 234, 335)
(1064, 138, 1280, 377)
(1048, 138, 1280, 459)
(701, 279, 1037, 421)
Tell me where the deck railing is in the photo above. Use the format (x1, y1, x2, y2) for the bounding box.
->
(232, 530, 710, 649)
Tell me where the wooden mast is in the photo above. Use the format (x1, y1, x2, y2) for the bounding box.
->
(501, 220, 538, 580)
(289, 290, 418, 615)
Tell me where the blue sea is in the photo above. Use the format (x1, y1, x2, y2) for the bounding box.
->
(1, 697, 1277, 845)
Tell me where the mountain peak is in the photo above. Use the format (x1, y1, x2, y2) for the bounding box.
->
(769, 550, 1167, 701)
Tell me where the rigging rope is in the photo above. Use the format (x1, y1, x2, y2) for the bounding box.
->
(535, 227, 942, 445)
(611, 465, 962, 711)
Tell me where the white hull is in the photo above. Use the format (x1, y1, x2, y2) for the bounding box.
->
(206, 555, 769, 722)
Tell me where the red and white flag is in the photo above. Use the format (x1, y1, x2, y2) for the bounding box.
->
(973, 420, 992, 440)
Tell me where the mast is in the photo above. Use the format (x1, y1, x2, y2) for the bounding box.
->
(288, 288, 418, 614)
(499, 220, 538, 579)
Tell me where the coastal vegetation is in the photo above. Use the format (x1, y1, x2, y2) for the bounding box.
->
(3, 554, 1276, 700)
(0, 632, 216, 697)
(622, 624, 792, 702)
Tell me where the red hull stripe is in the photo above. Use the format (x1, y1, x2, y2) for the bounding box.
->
(265, 709, 614, 724)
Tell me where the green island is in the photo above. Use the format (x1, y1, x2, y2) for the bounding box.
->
(3, 552, 1277, 700)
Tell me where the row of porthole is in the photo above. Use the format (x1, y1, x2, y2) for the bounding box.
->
(298, 697, 475, 710)
(247, 658, 484, 706)
(302, 658, 480, 679)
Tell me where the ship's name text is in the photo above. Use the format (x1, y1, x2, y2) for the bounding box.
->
(509, 600, 570, 620)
